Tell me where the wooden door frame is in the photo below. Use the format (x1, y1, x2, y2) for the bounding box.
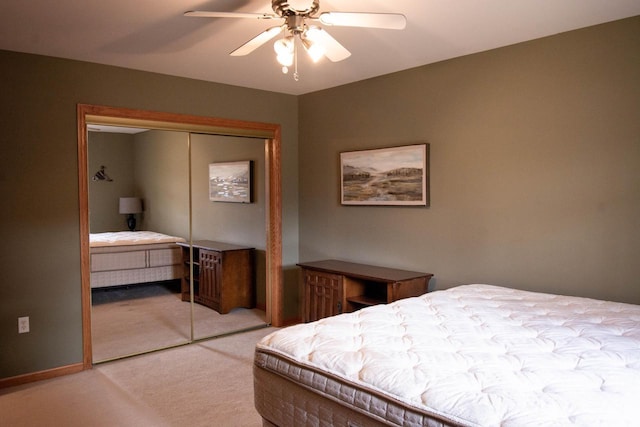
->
(77, 104, 282, 369)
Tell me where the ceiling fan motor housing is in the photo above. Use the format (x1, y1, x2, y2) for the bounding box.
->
(272, 0, 319, 17)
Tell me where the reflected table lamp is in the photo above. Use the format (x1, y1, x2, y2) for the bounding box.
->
(119, 197, 142, 231)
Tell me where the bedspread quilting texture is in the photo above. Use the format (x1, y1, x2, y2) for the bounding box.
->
(256, 284, 640, 426)
(89, 231, 186, 247)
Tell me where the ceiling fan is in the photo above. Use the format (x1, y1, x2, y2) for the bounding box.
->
(185, 0, 406, 80)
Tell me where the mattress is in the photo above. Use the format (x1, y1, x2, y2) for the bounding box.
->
(89, 231, 186, 247)
(90, 231, 186, 288)
(254, 284, 640, 426)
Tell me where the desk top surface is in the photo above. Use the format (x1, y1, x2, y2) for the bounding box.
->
(177, 240, 253, 252)
(297, 259, 432, 282)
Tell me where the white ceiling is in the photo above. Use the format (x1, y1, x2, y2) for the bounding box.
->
(1, 0, 638, 95)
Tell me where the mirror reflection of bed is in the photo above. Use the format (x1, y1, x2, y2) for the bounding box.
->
(88, 127, 268, 363)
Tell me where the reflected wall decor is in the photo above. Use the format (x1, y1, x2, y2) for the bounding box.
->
(209, 160, 252, 203)
(340, 144, 429, 206)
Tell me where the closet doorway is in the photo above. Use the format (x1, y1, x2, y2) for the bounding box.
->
(77, 104, 282, 368)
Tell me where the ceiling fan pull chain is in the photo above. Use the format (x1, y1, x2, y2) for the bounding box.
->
(294, 38, 300, 81)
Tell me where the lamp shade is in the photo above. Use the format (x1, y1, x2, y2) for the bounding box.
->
(119, 197, 142, 214)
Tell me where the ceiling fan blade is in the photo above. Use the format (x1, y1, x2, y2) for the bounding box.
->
(318, 12, 407, 30)
(230, 26, 284, 56)
(306, 27, 351, 62)
(184, 10, 277, 20)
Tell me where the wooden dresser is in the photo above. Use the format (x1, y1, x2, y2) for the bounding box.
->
(178, 240, 255, 314)
(298, 259, 433, 322)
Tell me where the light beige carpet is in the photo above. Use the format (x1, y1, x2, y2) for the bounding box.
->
(0, 327, 276, 427)
(91, 283, 267, 362)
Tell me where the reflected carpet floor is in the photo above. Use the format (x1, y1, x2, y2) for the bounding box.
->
(91, 282, 267, 362)
(0, 327, 276, 426)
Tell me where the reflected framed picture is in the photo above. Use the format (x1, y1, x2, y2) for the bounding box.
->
(340, 144, 429, 206)
(209, 161, 252, 203)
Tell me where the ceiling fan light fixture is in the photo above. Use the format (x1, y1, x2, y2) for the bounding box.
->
(277, 52, 294, 67)
(305, 26, 321, 38)
(274, 36, 294, 55)
(274, 36, 295, 69)
(301, 37, 324, 63)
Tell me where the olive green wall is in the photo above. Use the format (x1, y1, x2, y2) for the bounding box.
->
(88, 132, 136, 233)
(0, 50, 298, 379)
(132, 130, 190, 238)
(190, 134, 266, 247)
(298, 17, 640, 304)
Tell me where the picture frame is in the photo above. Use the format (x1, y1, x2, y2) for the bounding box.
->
(209, 161, 252, 203)
(340, 144, 429, 206)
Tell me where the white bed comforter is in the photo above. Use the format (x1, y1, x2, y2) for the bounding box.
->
(257, 284, 640, 426)
(89, 231, 186, 247)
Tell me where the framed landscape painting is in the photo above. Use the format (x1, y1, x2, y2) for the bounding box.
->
(209, 161, 252, 203)
(340, 144, 429, 206)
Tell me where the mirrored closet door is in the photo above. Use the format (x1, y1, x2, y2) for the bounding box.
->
(189, 133, 268, 341)
(87, 127, 268, 363)
(88, 128, 192, 362)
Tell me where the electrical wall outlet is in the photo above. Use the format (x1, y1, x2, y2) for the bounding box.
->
(18, 316, 29, 334)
